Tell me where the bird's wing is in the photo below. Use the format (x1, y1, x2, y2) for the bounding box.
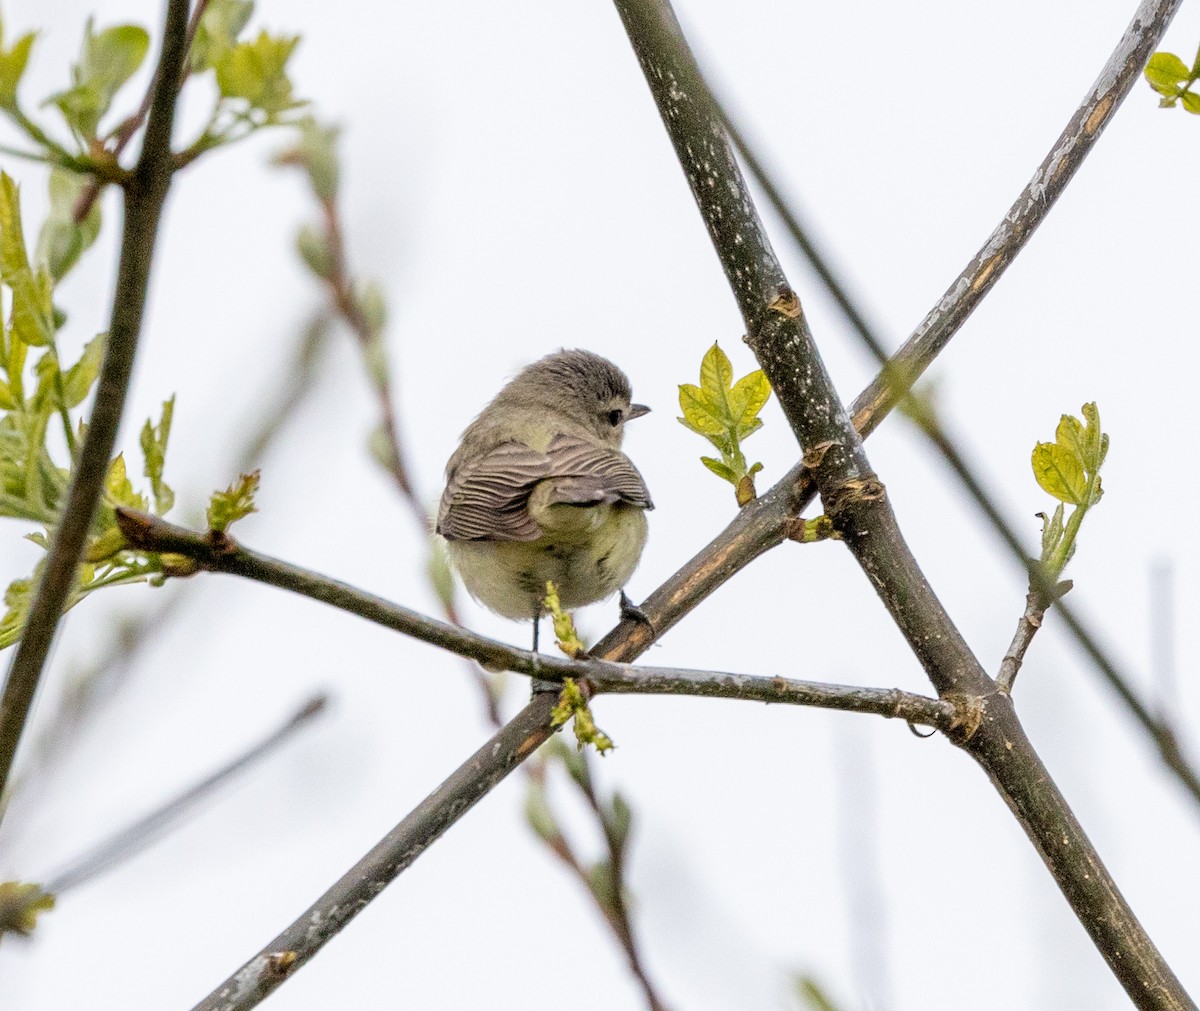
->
(539, 434, 655, 510)
(436, 441, 552, 542)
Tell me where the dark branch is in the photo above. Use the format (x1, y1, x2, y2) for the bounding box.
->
(0, 0, 191, 820)
(612, 0, 1192, 1006)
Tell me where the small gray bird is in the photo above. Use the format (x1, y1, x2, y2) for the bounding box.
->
(436, 349, 653, 649)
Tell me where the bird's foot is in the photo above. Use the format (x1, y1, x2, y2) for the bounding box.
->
(619, 590, 656, 636)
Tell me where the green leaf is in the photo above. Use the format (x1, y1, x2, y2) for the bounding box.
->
(728, 368, 771, 434)
(36, 169, 102, 282)
(0, 881, 54, 936)
(523, 780, 559, 844)
(104, 453, 147, 511)
(0, 576, 32, 650)
(1039, 504, 1064, 560)
(1054, 412, 1087, 471)
(0, 31, 36, 109)
(0, 380, 14, 410)
(794, 974, 844, 1011)
(1032, 441, 1086, 504)
(190, 0, 255, 73)
(700, 455, 736, 483)
(698, 341, 734, 411)
(207, 470, 260, 532)
(139, 396, 174, 514)
(214, 31, 302, 116)
(607, 791, 632, 852)
(9, 267, 55, 347)
(1183, 90, 1200, 115)
(1145, 52, 1192, 92)
(48, 21, 150, 139)
(61, 335, 104, 407)
(0, 172, 31, 282)
(274, 117, 340, 203)
(587, 859, 617, 909)
(677, 383, 725, 436)
(295, 225, 333, 279)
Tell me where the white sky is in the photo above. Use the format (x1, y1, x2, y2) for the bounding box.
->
(2, 1, 1200, 1009)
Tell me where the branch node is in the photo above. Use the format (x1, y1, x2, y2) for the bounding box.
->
(767, 288, 801, 319)
(822, 475, 887, 518)
(943, 691, 985, 745)
(802, 440, 836, 470)
(265, 951, 298, 978)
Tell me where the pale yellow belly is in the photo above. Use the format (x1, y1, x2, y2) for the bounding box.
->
(447, 505, 648, 621)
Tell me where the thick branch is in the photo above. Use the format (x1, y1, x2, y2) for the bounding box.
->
(613, 0, 1192, 1007)
(0, 0, 190, 816)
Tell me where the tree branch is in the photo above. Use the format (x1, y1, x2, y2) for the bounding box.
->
(611, 0, 1193, 1007)
(44, 694, 327, 894)
(113, 509, 955, 730)
(190, 692, 560, 1011)
(0, 0, 191, 822)
(722, 7, 1200, 810)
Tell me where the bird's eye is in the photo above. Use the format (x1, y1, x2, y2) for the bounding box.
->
(607, 408, 624, 427)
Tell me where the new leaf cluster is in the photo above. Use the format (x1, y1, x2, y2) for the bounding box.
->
(677, 342, 772, 506)
(0, 2, 304, 177)
(1146, 48, 1200, 114)
(1032, 402, 1108, 582)
(0, 172, 172, 650)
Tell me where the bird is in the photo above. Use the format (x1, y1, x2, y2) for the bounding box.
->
(436, 349, 653, 652)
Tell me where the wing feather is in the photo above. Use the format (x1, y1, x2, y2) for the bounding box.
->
(437, 435, 653, 542)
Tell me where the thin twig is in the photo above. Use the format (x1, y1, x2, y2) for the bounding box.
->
(190, 692, 560, 1011)
(113, 508, 956, 730)
(996, 591, 1047, 692)
(0, 0, 192, 824)
(726, 44, 1200, 804)
(317, 194, 424, 523)
(612, 1, 1192, 1007)
(44, 694, 327, 894)
(72, 0, 212, 224)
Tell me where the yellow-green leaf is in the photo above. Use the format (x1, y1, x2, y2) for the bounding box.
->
(61, 335, 104, 407)
(677, 383, 725, 436)
(0, 881, 54, 936)
(0, 31, 35, 108)
(700, 455, 736, 483)
(698, 341, 733, 411)
(1032, 441, 1086, 504)
(104, 453, 147, 510)
(207, 470, 259, 532)
(1146, 52, 1192, 91)
(728, 368, 771, 430)
(1054, 413, 1087, 470)
(0, 172, 30, 282)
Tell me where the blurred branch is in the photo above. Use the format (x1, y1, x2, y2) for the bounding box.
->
(0, 0, 192, 823)
(44, 694, 327, 894)
(235, 311, 332, 472)
(190, 692, 559, 1011)
(612, 0, 1191, 1007)
(526, 745, 669, 1011)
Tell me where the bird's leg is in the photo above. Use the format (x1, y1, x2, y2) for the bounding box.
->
(530, 603, 557, 696)
(619, 589, 656, 637)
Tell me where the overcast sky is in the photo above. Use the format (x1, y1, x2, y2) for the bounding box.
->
(3, 1, 1200, 1009)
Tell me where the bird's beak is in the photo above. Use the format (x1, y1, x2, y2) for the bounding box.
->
(627, 403, 651, 421)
